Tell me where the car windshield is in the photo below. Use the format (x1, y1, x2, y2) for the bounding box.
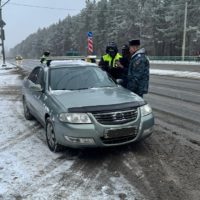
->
(49, 66, 117, 90)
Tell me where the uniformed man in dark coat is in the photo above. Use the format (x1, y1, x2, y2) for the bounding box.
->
(127, 39, 150, 97)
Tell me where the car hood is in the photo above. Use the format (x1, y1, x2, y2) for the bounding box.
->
(50, 87, 144, 111)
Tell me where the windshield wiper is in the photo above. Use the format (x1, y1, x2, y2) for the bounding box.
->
(66, 87, 91, 91)
(65, 86, 115, 91)
(77, 88, 90, 90)
(98, 86, 115, 88)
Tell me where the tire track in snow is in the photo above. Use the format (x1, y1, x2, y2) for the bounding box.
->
(0, 124, 42, 152)
(14, 153, 79, 199)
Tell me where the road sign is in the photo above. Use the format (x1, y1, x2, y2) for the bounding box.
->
(87, 32, 93, 54)
(87, 32, 93, 38)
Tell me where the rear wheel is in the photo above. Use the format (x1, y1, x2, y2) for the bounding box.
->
(23, 97, 33, 120)
(46, 118, 63, 152)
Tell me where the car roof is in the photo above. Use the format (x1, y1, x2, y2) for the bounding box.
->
(48, 60, 97, 68)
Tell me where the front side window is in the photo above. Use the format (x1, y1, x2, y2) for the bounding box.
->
(28, 67, 44, 86)
(49, 66, 116, 90)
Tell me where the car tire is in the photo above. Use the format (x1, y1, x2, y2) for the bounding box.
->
(46, 118, 64, 152)
(23, 97, 33, 120)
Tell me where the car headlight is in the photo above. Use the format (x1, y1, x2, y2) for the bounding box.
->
(140, 104, 152, 116)
(59, 113, 92, 124)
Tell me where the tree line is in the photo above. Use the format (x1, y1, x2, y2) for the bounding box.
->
(10, 0, 200, 58)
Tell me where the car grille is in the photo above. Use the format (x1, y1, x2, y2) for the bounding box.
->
(92, 108, 138, 125)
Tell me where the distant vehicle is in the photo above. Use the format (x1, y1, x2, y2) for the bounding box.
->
(85, 55, 97, 63)
(15, 55, 23, 60)
(22, 60, 154, 152)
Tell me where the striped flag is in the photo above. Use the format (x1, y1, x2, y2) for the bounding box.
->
(87, 32, 93, 54)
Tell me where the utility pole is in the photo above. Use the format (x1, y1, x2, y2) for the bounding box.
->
(0, 0, 9, 67)
(182, 1, 188, 61)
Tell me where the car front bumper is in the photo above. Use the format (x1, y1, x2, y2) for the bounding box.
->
(53, 113, 154, 148)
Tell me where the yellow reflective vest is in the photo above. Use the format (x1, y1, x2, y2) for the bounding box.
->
(102, 53, 122, 68)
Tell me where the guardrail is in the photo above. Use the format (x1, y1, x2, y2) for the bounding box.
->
(149, 56, 200, 62)
(7, 55, 200, 62)
(47, 56, 200, 62)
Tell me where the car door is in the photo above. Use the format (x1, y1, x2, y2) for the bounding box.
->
(25, 67, 47, 124)
(24, 67, 41, 115)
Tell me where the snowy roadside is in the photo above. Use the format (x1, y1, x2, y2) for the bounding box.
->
(0, 64, 21, 86)
(150, 69, 200, 79)
(0, 64, 69, 199)
(150, 60, 200, 66)
(0, 64, 143, 199)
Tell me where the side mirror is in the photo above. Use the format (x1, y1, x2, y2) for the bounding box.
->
(116, 79, 123, 85)
(30, 84, 43, 92)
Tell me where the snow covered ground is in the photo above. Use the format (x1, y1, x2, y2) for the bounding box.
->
(0, 64, 143, 199)
(150, 69, 200, 79)
(150, 60, 200, 66)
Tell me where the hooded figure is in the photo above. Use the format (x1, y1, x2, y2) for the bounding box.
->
(99, 42, 122, 79)
(119, 44, 131, 87)
(127, 39, 150, 97)
(40, 51, 50, 64)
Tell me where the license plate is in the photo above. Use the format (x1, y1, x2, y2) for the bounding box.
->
(104, 127, 137, 139)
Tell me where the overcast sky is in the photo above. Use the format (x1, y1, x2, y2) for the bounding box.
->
(3, 0, 86, 50)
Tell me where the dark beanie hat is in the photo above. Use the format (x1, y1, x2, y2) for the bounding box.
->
(129, 39, 140, 46)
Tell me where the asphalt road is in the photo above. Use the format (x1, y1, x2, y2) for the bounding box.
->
(6, 59, 200, 200)
(146, 75, 200, 141)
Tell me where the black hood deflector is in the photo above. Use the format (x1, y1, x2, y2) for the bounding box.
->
(68, 101, 146, 113)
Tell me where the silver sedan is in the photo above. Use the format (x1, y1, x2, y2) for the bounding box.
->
(22, 60, 154, 152)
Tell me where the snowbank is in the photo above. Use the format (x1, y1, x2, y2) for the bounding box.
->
(150, 69, 200, 79)
(150, 60, 200, 66)
(0, 68, 73, 199)
(0, 61, 16, 70)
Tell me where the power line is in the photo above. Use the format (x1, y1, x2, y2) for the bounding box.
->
(6, 2, 126, 12)
(1, 0, 10, 8)
(0, 0, 7, 67)
(8, 2, 78, 11)
(7, 2, 200, 12)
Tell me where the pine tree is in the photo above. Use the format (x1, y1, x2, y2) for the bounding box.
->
(10, 0, 200, 58)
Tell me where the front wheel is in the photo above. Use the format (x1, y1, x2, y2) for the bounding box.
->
(46, 118, 63, 152)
